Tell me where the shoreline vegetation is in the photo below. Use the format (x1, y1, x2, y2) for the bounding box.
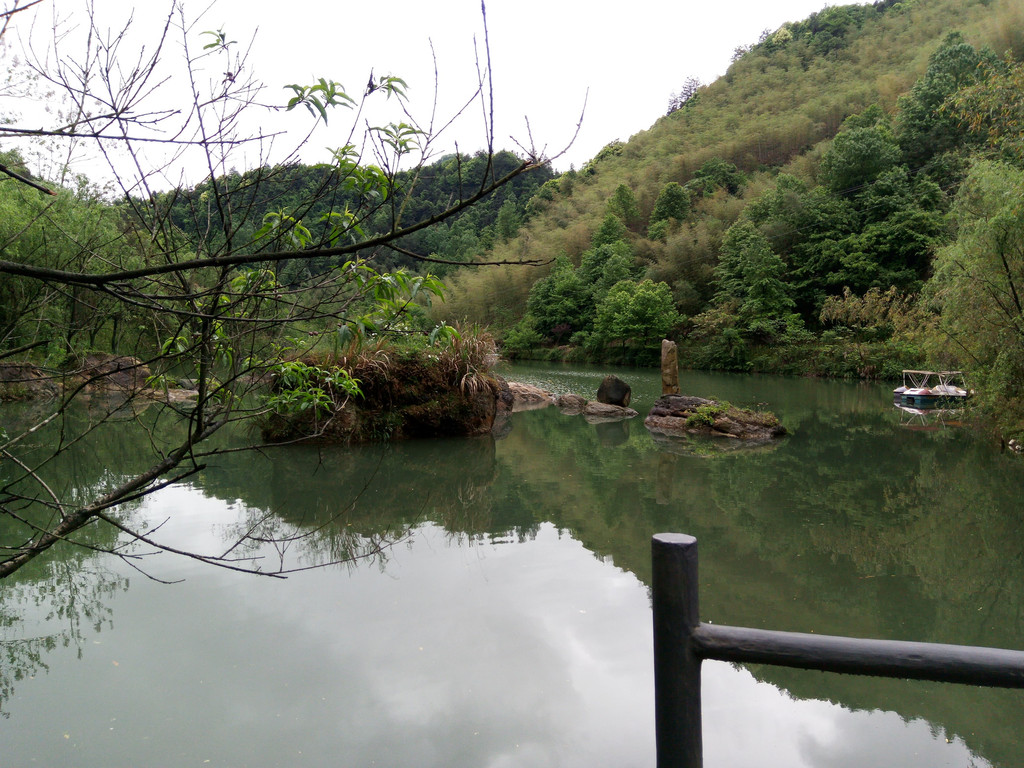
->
(497, 334, 912, 381)
(4, 2, 1024, 438)
(3, 0, 1024, 579)
(1, 338, 787, 447)
(429, 1, 1024, 441)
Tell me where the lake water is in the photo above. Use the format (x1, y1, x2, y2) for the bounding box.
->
(2, 362, 1023, 767)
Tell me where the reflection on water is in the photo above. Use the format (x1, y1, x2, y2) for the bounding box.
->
(2, 362, 1024, 766)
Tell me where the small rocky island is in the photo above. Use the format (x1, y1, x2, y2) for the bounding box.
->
(643, 340, 786, 443)
(644, 394, 786, 442)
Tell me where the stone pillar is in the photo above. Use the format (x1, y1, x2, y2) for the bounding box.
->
(661, 339, 680, 395)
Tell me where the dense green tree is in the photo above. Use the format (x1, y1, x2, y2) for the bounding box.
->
(421, 217, 481, 275)
(895, 32, 998, 169)
(745, 137, 945, 319)
(833, 165, 945, 293)
(714, 220, 798, 338)
(950, 58, 1024, 167)
(518, 238, 642, 347)
(800, 3, 873, 57)
(606, 184, 643, 232)
(494, 193, 522, 242)
(0, 164, 141, 357)
(743, 174, 810, 254)
(501, 315, 545, 355)
(518, 234, 643, 348)
(685, 158, 746, 197)
(840, 103, 887, 132)
(647, 182, 691, 239)
(591, 212, 630, 248)
(856, 165, 943, 224)
(525, 255, 594, 341)
(928, 160, 1024, 418)
(835, 213, 934, 294)
(577, 240, 639, 296)
(153, 149, 552, 279)
(591, 279, 680, 350)
(819, 125, 902, 194)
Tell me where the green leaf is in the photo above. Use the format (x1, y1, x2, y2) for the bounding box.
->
(201, 28, 236, 50)
(283, 80, 355, 125)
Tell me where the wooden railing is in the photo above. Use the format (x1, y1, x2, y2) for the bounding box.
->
(651, 533, 1024, 768)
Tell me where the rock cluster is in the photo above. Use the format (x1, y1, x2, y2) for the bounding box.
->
(0, 363, 60, 401)
(0, 354, 199, 403)
(506, 382, 555, 411)
(582, 401, 639, 423)
(506, 381, 638, 423)
(555, 393, 587, 415)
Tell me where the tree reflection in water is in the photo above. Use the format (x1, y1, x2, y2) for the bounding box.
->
(2, 365, 1024, 765)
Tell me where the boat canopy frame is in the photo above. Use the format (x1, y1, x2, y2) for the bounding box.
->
(901, 370, 968, 390)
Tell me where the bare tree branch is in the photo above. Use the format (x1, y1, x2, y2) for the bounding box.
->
(0, 0, 550, 582)
(0, 162, 57, 194)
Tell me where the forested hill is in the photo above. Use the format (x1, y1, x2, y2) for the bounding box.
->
(435, 0, 1024, 431)
(154, 150, 554, 283)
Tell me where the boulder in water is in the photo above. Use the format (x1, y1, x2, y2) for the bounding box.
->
(596, 375, 631, 407)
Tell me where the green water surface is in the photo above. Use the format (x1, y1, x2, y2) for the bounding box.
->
(2, 363, 1022, 767)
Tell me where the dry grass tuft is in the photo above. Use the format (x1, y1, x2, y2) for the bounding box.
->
(433, 324, 498, 395)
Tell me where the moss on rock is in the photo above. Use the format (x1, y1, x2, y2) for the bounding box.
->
(644, 394, 786, 442)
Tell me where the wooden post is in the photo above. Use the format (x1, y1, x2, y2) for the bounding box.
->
(652, 533, 703, 768)
(661, 340, 680, 395)
(651, 533, 1024, 768)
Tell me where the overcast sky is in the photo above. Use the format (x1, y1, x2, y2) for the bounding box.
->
(7, 0, 866, 182)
